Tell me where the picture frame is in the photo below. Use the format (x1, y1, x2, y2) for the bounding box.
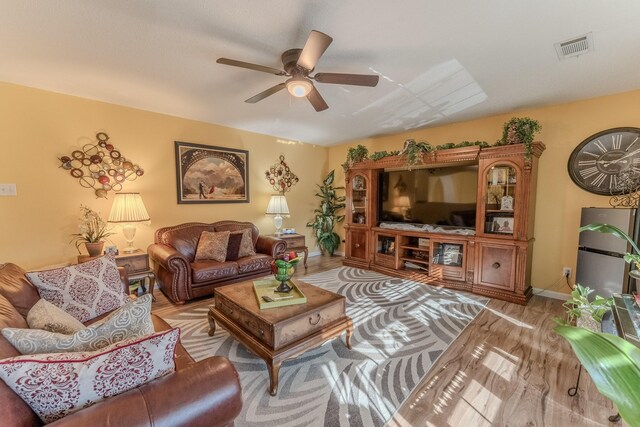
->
(493, 217, 514, 234)
(104, 245, 119, 256)
(442, 243, 463, 266)
(174, 141, 249, 204)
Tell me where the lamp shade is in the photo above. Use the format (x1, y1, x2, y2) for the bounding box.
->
(108, 193, 150, 223)
(265, 194, 290, 216)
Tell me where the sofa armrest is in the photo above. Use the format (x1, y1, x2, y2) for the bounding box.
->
(49, 356, 242, 427)
(256, 235, 287, 258)
(148, 243, 190, 274)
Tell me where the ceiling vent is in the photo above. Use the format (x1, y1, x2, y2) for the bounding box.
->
(555, 32, 594, 60)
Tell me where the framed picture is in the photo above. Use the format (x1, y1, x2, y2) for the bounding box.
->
(493, 217, 514, 234)
(104, 245, 119, 256)
(442, 243, 463, 266)
(175, 141, 249, 204)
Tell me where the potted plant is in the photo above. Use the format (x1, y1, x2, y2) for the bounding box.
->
(70, 205, 114, 256)
(497, 117, 542, 159)
(561, 283, 613, 331)
(306, 170, 345, 256)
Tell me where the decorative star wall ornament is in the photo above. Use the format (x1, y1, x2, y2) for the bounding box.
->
(57, 132, 144, 199)
(265, 154, 299, 194)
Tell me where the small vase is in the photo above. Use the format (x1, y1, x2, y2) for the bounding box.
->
(85, 242, 105, 257)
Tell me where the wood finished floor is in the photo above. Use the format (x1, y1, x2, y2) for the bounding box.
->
(151, 256, 624, 427)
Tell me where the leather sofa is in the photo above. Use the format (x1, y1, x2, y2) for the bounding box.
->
(148, 221, 286, 304)
(0, 262, 242, 427)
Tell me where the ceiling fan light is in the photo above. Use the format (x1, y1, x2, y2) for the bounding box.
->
(286, 76, 313, 97)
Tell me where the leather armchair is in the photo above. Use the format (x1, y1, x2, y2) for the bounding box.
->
(148, 221, 286, 304)
(0, 263, 242, 427)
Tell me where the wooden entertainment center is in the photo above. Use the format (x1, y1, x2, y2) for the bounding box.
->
(343, 142, 545, 304)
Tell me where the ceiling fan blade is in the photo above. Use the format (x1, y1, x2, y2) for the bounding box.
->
(297, 30, 333, 71)
(245, 83, 287, 103)
(314, 73, 380, 87)
(217, 58, 286, 76)
(307, 86, 329, 112)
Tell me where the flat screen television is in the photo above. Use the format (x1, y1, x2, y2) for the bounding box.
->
(378, 164, 478, 228)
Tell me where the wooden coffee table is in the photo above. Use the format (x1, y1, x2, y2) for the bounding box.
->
(207, 279, 352, 395)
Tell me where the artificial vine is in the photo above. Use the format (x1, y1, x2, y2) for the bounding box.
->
(495, 117, 542, 159)
(342, 117, 541, 169)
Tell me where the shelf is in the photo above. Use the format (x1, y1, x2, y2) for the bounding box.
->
(399, 245, 430, 251)
(401, 257, 429, 265)
(485, 209, 513, 213)
(376, 251, 395, 257)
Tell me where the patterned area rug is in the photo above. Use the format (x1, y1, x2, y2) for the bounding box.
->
(161, 267, 488, 427)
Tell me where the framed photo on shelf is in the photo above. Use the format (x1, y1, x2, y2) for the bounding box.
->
(174, 141, 249, 204)
(442, 243, 463, 266)
(493, 217, 514, 234)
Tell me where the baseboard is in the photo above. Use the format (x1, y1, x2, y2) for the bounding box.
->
(307, 250, 343, 257)
(532, 287, 570, 300)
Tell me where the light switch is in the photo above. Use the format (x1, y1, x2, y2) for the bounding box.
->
(0, 184, 17, 196)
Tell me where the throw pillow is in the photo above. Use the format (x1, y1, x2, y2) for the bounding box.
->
(0, 327, 179, 423)
(194, 230, 230, 262)
(225, 230, 245, 261)
(26, 299, 86, 335)
(26, 255, 128, 323)
(237, 228, 256, 258)
(2, 294, 154, 355)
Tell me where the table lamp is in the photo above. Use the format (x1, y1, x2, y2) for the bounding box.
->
(108, 192, 150, 253)
(266, 194, 290, 235)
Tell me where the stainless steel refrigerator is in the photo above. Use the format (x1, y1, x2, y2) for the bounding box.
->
(576, 207, 639, 298)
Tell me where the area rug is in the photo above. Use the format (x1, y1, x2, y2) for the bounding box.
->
(161, 267, 488, 427)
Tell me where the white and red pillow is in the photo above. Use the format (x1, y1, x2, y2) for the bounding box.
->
(0, 327, 179, 423)
(26, 255, 127, 323)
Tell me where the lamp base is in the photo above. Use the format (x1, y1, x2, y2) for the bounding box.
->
(121, 246, 138, 254)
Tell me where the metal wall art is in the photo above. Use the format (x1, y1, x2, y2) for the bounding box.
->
(609, 170, 640, 208)
(58, 132, 144, 199)
(175, 141, 249, 204)
(265, 154, 299, 194)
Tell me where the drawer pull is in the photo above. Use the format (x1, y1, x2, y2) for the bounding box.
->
(354, 243, 361, 248)
(492, 262, 501, 269)
(309, 313, 321, 325)
(243, 319, 264, 336)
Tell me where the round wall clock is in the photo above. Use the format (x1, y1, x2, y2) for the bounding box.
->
(568, 127, 640, 195)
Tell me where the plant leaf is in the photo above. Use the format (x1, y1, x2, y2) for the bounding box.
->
(554, 325, 640, 427)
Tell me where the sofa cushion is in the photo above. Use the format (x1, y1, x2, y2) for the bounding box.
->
(237, 254, 272, 275)
(191, 261, 238, 284)
(194, 231, 230, 262)
(0, 263, 41, 319)
(26, 255, 128, 323)
(215, 222, 259, 246)
(225, 231, 244, 261)
(161, 224, 217, 262)
(0, 327, 179, 424)
(27, 298, 86, 334)
(3, 295, 154, 355)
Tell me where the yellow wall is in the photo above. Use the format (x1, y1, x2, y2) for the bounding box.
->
(328, 89, 640, 295)
(0, 82, 328, 269)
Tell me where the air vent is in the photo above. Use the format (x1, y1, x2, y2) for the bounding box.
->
(555, 33, 594, 60)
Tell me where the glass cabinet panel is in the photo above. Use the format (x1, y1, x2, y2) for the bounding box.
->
(484, 165, 516, 236)
(351, 174, 367, 224)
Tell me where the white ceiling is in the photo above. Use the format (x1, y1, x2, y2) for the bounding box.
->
(1, 1, 640, 146)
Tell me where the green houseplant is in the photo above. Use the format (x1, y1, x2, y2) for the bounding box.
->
(561, 283, 613, 331)
(496, 117, 542, 159)
(306, 170, 345, 256)
(70, 205, 114, 255)
(554, 325, 640, 427)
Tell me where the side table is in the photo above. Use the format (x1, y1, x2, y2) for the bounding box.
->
(78, 249, 156, 301)
(272, 233, 308, 268)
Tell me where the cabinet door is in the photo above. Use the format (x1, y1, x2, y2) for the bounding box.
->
(348, 230, 368, 260)
(476, 243, 516, 291)
(349, 173, 369, 225)
(479, 163, 519, 238)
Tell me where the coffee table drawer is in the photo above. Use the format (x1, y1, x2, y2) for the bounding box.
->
(216, 297, 274, 346)
(273, 299, 345, 349)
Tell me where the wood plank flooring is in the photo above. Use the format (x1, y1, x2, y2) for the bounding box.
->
(151, 256, 625, 427)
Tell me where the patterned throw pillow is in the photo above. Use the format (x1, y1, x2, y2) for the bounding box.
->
(3, 294, 154, 355)
(194, 230, 230, 262)
(26, 255, 128, 323)
(0, 328, 179, 423)
(237, 228, 256, 258)
(26, 299, 86, 334)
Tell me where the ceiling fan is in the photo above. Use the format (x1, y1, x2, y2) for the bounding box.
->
(217, 30, 379, 112)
